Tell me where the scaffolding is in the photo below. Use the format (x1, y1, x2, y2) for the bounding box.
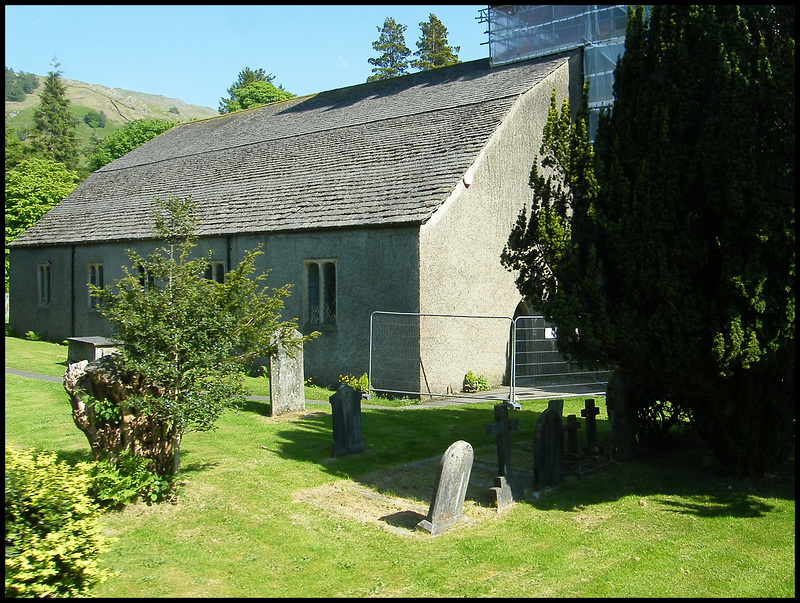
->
(478, 5, 632, 111)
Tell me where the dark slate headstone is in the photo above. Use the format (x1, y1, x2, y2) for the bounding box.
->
(329, 384, 365, 457)
(563, 414, 581, 456)
(581, 398, 602, 455)
(269, 329, 305, 417)
(417, 440, 474, 536)
(485, 402, 524, 509)
(534, 399, 564, 489)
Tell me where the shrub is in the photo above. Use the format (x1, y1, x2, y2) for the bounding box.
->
(463, 370, 490, 393)
(339, 373, 369, 394)
(5, 446, 109, 597)
(89, 450, 178, 508)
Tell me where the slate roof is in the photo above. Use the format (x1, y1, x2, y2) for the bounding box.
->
(10, 53, 572, 247)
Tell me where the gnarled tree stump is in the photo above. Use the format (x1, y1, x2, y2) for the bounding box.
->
(63, 355, 181, 476)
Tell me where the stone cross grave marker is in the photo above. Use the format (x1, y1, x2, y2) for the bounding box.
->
(485, 402, 524, 509)
(417, 440, 474, 536)
(329, 384, 365, 458)
(581, 398, 602, 455)
(563, 414, 581, 456)
(269, 329, 305, 417)
(534, 399, 564, 490)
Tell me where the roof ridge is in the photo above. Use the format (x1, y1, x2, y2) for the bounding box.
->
(98, 92, 526, 173)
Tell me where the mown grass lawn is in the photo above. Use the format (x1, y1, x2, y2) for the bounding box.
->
(4, 336, 795, 597)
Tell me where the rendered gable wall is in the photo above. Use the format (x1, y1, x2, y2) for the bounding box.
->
(415, 53, 581, 395)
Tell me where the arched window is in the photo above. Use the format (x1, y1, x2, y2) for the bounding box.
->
(37, 264, 51, 306)
(305, 259, 336, 327)
(204, 260, 226, 283)
(88, 263, 104, 310)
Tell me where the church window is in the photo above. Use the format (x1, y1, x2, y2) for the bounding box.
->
(305, 259, 336, 327)
(37, 264, 51, 306)
(138, 264, 155, 289)
(204, 260, 226, 283)
(88, 263, 104, 309)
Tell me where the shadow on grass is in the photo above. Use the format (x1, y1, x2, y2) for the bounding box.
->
(240, 399, 271, 416)
(180, 460, 221, 474)
(265, 403, 794, 520)
(54, 448, 95, 465)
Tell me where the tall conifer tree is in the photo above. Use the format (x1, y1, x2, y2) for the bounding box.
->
(367, 17, 411, 82)
(411, 13, 461, 70)
(28, 59, 79, 171)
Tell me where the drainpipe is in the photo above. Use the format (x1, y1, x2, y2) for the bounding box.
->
(226, 235, 232, 271)
(71, 244, 76, 336)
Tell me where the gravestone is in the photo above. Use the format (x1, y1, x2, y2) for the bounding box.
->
(269, 329, 305, 417)
(563, 414, 581, 456)
(534, 399, 564, 489)
(329, 384, 365, 457)
(417, 440, 474, 536)
(581, 398, 602, 455)
(485, 402, 523, 510)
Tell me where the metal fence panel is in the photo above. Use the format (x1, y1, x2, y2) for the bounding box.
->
(368, 312, 610, 403)
(369, 312, 513, 401)
(512, 315, 609, 399)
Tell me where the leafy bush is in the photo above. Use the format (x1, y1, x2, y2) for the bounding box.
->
(83, 109, 107, 129)
(89, 450, 177, 507)
(5, 446, 109, 598)
(339, 373, 369, 394)
(463, 370, 489, 393)
(86, 119, 175, 171)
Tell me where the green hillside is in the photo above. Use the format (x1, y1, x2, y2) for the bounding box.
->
(5, 73, 218, 152)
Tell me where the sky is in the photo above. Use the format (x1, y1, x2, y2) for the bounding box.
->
(5, 5, 489, 110)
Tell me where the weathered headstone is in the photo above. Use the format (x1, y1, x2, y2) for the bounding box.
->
(534, 399, 564, 490)
(417, 440, 474, 536)
(581, 398, 602, 455)
(269, 329, 305, 417)
(485, 402, 523, 509)
(329, 384, 365, 457)
(563, 414, 581, 456)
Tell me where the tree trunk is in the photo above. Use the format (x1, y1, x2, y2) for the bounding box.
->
(605, 372, 641, 461)
(63, 356, 180, 476)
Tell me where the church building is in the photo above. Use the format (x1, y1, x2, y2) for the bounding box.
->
(7, 6, 632, 393)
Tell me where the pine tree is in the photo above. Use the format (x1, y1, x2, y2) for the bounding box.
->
(411, 13, 461, 71)
(27, 59, 79, 170)
(367, 17, 411, 82)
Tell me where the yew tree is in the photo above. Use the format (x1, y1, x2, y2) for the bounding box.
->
(68, 195, 316, 480)
(502, 5, 794, 475)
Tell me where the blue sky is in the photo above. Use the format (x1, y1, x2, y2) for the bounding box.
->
(5, 5, 489, 110)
